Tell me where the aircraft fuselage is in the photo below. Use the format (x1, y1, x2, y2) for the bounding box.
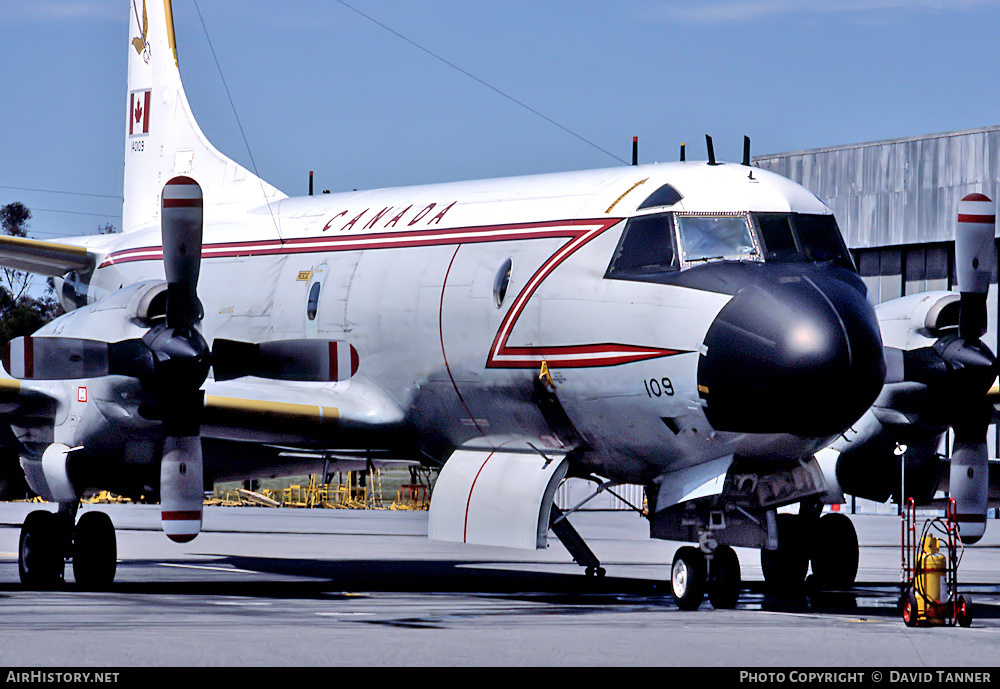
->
(39, 162, 885, 488)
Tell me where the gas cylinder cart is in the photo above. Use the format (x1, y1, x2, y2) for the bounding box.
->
(900, 498, 972, 627)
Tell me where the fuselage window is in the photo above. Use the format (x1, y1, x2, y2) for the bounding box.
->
(306, 281, 321, 320)
(605, 213, 678, 277)
(637, 183, 683, 210)
(494, 258, 512, 308)
(676, 214, 758, 263)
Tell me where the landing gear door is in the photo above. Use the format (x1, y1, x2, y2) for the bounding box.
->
(428, 437, 569, 550)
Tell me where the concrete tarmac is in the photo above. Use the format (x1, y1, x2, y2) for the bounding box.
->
(1, 503, 998, 667)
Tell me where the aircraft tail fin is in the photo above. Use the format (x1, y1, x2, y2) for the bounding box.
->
(124, 0, 285, 233)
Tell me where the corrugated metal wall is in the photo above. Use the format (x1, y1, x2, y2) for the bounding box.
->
(754, 126, 1000, 248)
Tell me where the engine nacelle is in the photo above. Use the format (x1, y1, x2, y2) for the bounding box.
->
(35, 280, 168, 343)
(876, 291, 959, 351)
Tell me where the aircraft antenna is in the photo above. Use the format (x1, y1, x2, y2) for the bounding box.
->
(192, 1, 284, 244)
(335, 0, 628, 166)
(706, 135, 718, 166)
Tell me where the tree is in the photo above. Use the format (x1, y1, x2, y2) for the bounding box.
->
(0, 202, 30, 237)
(0, 202, 64, 335)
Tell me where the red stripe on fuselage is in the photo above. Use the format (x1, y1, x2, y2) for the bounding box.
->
(99, 219, 615, 268)
(100, 217, 688, 369)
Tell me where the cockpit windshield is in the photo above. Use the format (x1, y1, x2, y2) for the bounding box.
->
(605, 210, 855, 280)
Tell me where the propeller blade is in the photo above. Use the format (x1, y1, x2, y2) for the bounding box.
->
(950, 439, 989, 543)
(157, 178, 209, 543)
(212, 338, 359, 382)
(159, 434, 204, 543)
(161, 176, 204, 330)
(2, 336, 109, 380)
(955, 193, 996, 343)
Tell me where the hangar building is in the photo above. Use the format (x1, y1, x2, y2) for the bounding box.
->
(754, 125, 1000, 307)
(755, 125, 1000, 515)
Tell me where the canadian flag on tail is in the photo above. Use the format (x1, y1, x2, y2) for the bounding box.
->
(129, 89, 151, 137)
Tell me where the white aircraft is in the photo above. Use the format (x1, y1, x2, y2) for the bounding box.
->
(4, 1, 996, 609)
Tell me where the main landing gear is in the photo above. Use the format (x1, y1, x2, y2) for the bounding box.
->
(760, 511, 859, 591)
(18, 504, 117, 590)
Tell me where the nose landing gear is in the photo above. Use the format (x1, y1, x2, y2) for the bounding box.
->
(670, 543, 741, 610)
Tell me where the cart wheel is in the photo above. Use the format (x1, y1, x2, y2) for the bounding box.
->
(957, 595, 973, 628)
(902, 588, 918, 627)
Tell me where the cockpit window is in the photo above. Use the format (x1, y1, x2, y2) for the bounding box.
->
(676, 214, 758, 262)
(637, 183, 683, 210)
(752, 213, 854, 270)
(755, 213, 799, 259)
(606, 210, 855, 281)
(605, 212, 678, 277)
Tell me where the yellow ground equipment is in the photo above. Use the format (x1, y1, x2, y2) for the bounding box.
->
(900, 498, 972, 627)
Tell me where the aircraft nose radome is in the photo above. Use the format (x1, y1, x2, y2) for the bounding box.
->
(697, 273, 885, 438)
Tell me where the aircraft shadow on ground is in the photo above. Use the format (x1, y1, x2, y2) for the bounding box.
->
(87, 555, 998, 619)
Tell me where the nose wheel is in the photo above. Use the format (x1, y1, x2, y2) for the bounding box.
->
(670, 544, 741, 610)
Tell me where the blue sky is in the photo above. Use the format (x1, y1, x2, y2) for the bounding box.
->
(3, 0, 1000, 238)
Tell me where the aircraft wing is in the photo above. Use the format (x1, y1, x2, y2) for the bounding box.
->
(0, 236, 95, 276)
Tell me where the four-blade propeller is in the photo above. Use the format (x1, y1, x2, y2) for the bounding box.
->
(895, 193, 998, 542)
(1, 177, 359, 542)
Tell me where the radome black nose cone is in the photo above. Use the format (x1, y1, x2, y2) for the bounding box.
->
(697, 273, 885, 438)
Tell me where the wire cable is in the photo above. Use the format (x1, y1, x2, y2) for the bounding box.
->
(0, 186, 122, 201)
(335, 0, 627, 165)
(192, 0, 284, 243)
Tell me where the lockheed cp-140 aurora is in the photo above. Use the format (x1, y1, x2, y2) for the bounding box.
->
(5, 1, 997, 609)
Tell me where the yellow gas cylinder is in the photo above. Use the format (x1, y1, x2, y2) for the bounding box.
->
(915, 536, 946, 618)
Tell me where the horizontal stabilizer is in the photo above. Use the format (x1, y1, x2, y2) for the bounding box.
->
(0, 236, 94, 277)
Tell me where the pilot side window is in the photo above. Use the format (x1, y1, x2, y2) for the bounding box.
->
(605, 213, 678, 277)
